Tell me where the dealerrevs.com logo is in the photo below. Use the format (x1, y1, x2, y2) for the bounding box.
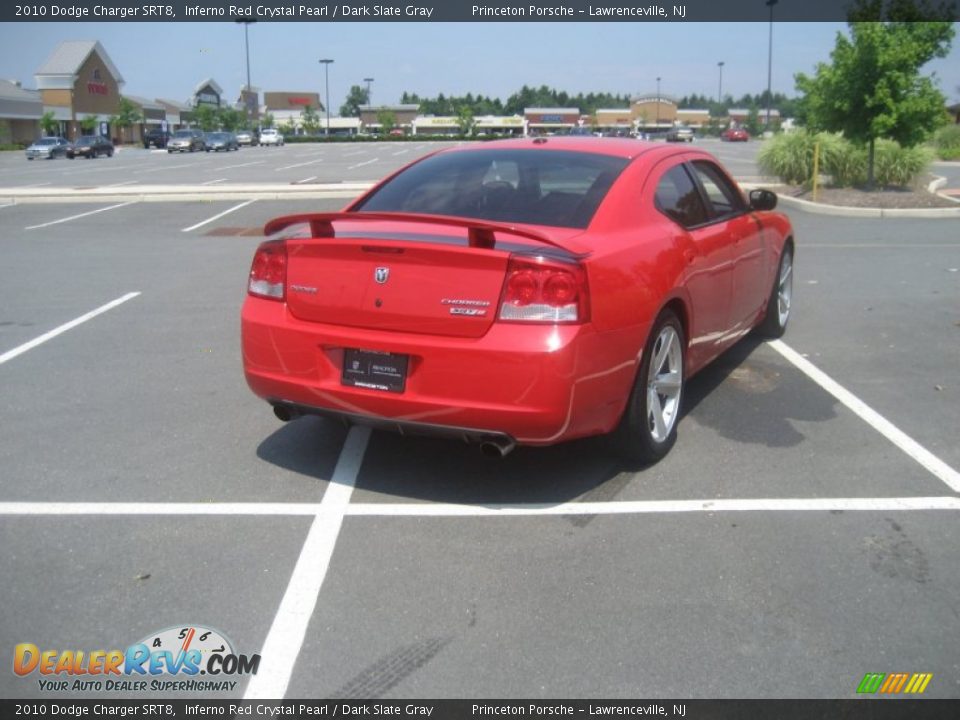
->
(13, 625, 260, 693)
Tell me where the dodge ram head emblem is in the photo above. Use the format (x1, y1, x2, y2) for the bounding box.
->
(374, 267, 389, 284)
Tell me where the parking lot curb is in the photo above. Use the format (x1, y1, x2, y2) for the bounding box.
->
(741, 183, 960, 218)
(0, 182, 376, 205)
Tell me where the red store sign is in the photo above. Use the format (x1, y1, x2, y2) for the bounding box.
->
(87, 82, 108, 96)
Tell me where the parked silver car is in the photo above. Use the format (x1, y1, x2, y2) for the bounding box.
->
(665, 126, 695, 143)
(205, 132, 240, 152)
(167, 129, 206, 153)
(25, 137, 71, 160)
(235, 130, 258, 146)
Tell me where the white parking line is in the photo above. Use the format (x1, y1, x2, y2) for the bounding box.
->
(803, 243, 960, 249)
(18, 182, 52, 188)
(343, 150, 367, 157)
(770, 340, 960, 493)
(133, 162, 197, 175)
(201, 178, 228, 185)
(24, 202, 136, 230)
(181, 200, 255, 232)
(348, 158, 379, 170)
(346, 496, 960, 517)
(219, 160, 266, 171)
(243, 425, 371, 700)
(293, 176, 317, 185)
(1, 496, 957, 518)
(62, 165, 139, 176)
(275, 159, 324, 171)
(103, 180, 139, 188)
(0, 292, 141, 366)
(392, 149, 409, 156)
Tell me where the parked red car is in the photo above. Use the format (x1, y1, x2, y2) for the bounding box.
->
(722, 128, 750, 142)
(242, 138, 793, 463)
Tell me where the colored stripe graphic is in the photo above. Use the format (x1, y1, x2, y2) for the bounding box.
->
(904, 673, 933, 694)
(857, 673, 885, 694)
(880, 673, 908, 693)
(858, 672, 932, 694)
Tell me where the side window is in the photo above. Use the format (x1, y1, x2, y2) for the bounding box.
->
(691, 161, 745, 218)
(654, 164, 708, 228)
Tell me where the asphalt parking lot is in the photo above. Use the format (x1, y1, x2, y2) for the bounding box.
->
(1, 140, 959, 700)
(4, 140, 464, 189)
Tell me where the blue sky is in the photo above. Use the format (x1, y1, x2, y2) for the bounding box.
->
(3, 22, 959, 110)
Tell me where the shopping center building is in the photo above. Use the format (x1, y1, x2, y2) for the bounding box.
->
(4, 38, 735, 145)
(33, 40, 123, 140)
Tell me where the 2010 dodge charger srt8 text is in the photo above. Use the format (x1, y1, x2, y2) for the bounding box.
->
(241, 138, 794, 463)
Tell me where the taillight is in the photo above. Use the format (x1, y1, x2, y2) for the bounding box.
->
(498, 255, 589, 323)
(248, 240, 287, 300)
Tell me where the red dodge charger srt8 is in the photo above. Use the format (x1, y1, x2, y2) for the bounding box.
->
(242, 137, 794, 463)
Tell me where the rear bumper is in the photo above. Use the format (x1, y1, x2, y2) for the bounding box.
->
(270, 399, 516, 448)
(241, 297, 638, 446)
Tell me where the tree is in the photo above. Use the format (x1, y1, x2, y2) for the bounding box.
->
(110, 98, 143, 143)
(261, 112, 275, 129)
(301, 105, 321, 135)
(79, 116, 99, 134)
(194, 105, 219, 131)
(40, 111, 59, 136)
(456, 106, 475, 137)
(795, 17, 954, 186)
(377, 110, 397, 134)
(744, 106, 762, 136)
(340, 85, 370, 118)
(217, 107, 242, 132)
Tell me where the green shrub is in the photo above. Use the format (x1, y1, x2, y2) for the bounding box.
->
(872, 140, 933, 187)
(759, 131, 930, 187)
(820, 137, 866, 187)
(757, 130, 816, 185)
(932, 125, 960, 160)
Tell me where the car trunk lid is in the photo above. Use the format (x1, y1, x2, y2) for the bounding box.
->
(267, 212, 586, 339)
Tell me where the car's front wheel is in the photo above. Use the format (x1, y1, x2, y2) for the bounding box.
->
(755, 244, 793, 338)
(613, 309, 685, 465)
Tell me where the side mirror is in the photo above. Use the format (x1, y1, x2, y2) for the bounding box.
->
(749, 188, 778, 211)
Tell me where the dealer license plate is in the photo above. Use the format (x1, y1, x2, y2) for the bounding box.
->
(341, 349, 409, 393)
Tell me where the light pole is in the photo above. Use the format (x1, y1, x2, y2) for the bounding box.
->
(363, 77, 374, 107)
(765, 0, 778, 130)
(319, 58, 334, 137)
(717, 61, 724, 105)
(655, 76, 661, 131)
(235, 18, 256, 127)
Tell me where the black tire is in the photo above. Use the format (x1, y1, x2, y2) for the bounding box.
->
(755, 244, 793, 338)
(612, 309, 686, 465)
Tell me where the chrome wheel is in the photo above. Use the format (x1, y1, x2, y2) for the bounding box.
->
(777, 250, 793, 328)
(646, 325, 683, 443)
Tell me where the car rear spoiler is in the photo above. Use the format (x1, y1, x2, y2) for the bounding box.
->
(262, 212, 587, 255)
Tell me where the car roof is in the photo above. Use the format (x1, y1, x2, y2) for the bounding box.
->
(432, 137, 708, 166)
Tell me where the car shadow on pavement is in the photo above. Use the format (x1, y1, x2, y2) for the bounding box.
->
(255, 415, 349, 485)
(252, 335, 839, 506)
(681, 335, 838, 448)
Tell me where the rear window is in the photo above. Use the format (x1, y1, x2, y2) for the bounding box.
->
(354, 149, 629, 229)
(173, 131, 195, 138)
